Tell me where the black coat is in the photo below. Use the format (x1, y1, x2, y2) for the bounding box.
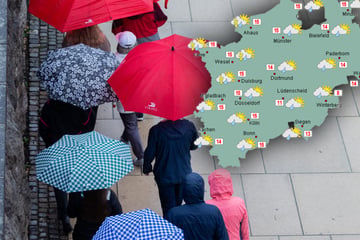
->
(39, 99, 97, 147)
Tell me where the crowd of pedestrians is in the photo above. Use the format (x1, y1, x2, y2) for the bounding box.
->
(37, 1, 250, 239)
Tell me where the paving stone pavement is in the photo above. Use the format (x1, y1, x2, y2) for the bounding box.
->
(27, 0, 360, 239)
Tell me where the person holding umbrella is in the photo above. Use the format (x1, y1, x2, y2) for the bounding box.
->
(67, 188, 123, 240)
(143, 118, 199, 216)
(114, 31, 145, 166)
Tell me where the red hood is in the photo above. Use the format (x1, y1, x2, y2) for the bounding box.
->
(208, 168, 233, 200)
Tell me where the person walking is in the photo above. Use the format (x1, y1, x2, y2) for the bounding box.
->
(166, 172, 229, 240)
(67, 189, 122, 240)
(114, 31, 144, 166)
(206, 168, 250, 240)
(39, 99, 97, 234)
(143, 119, 198, 216)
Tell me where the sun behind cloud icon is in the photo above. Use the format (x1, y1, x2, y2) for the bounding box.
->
(283, 24, 302, 36)
(196, 100, 215, 112)
(236, 138, 256, 151)
(235, 48, 255, 61)
(313, 86, 332, 98)
(351, 0, 360, 8)
(231, 14, 250, 28)
(305, 0, 323, 12)
(194, 135, 213, 147)
(278, 60, 297, 72)
(216, 72, 235, 85)
(317, 58, 336, 71)
(227, 112, 246, 125)
(244, 86, 263, 99)
(188, 38, 207, 51)
(331, 24, 350, 36)
(286, 97, 304, 110)
(282, 127, 302, 140)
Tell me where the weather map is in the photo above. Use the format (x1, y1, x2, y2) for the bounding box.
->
(190, 0, 360, 167)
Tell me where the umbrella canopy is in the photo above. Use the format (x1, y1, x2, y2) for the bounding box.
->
(39, 44, 118, 110)
(36, 131, 133, 192)
(108, 34, 211, 120)
(29, 0, 154, 33)
(93, 208, 184, 239)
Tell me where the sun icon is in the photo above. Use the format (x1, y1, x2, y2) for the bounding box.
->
(196, 37, 208, 48)
(225, 72, 235, 81)
(291, 24, 302, 34)
(322, 85, 333, 95)
(203, 135, 213, 145)
(313, 0, 324, 7)
(286, 60, 297, 71)
(244, 48, 255, 58)
(253, 86, 264, 96)
(326, 58, 337, 68)
(292, 127, 302, 137)
(245, 138, 256, 149)
(235, 112, 247, 122)
(294, 97, 305, 107)
(339, 24, 351, 34)
(205, 100, 216, 110)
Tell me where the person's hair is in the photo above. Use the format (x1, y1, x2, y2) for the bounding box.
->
(80, 189, 111, 223)
(62, 25, 110, 52)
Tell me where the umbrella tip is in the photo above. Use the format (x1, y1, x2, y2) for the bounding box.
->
(171, 46, 174, 51)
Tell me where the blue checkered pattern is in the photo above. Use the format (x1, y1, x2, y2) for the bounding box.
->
(36, 131, 133, 192)
(92, 208, 184, 239)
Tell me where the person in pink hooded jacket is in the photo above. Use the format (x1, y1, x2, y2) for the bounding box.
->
(206, 168, 250, 240)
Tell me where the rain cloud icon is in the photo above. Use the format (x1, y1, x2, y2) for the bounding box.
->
(196, 101, 214, 112)
(313, 87, 331, 98)
(331, 25, 349, 37)
(194, 137, 211, 147)
(282, 128, 300, 140)
(244, 88, 261, 99)
(286, 98, 303, 110)
(305, 1, 321, 12)
(283, 25, 300, 36)
(317, 59, 335, 71)
(227, 114, 244, 125)
(278, 61, 294, 72)
(236, 140, 253, 151)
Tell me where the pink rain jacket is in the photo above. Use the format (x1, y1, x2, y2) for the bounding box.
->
(206, 169, 250, 240)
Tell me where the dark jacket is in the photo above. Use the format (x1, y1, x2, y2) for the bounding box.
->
(68, 190, 122, 240)
(166, 173, 229, 240)
(143, 119, 198, 184)
(39, 99, 97, 147)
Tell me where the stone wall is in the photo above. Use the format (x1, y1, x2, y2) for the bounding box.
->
(4, 0, 30, 239)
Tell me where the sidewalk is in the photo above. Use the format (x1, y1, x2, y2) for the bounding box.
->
(28, 0, 360, 239)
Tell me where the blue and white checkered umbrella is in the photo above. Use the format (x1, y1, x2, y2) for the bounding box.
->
(93, 208, 184, 240)
(36, 131, 133, 192)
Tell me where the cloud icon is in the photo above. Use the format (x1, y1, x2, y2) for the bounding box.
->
(196, 101, 213, 112)
(227, 114, 243, 124)
(331, 25, 347, 35)
(236, 49, 252, 61)
(278, 61, 294, 72)
(194, 137, 211, 146)
(305, 1, 321, 12)
(216, 73, 233, 84)
(244, 88, 260, 99)
(283, 25, 300, 35)
(286, 99, 302, 109)
(317, 60, 334, 70)
(236, 140, 253, 150)
(313, 87, 330, 97)
(351, 0, 360, 8)
(282, 129, 299, 139)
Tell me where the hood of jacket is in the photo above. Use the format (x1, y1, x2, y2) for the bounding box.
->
(183, 172, 205, 204)
(158, 119, 191, 140)
(208, 168, 233, 200)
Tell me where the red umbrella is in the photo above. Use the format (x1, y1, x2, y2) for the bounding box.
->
(108, 34, 211, 121)
(29, 0, 153, 33)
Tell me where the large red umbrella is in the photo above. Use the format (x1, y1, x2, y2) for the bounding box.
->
(29, 0, 153, 33)
(108, 34, 211, 121)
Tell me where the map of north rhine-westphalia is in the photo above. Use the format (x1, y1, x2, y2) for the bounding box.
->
(189, 0, 360, 167)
